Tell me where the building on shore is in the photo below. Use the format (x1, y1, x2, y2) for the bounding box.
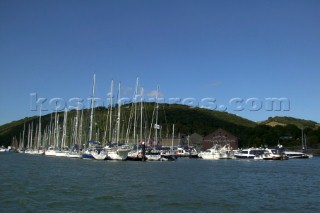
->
(202, 128, 238, 150)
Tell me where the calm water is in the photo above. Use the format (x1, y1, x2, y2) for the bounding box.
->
(0, 153, 319, 213)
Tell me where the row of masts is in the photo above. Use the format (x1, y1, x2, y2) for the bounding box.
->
(12, 75, 168, 151)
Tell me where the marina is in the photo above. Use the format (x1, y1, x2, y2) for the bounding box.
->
(2, 75, 316, 162)
(0, 142, 314, 161)
(1, 1, 319, 212)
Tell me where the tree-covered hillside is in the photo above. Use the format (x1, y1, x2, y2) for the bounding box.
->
(1, 103, 319, 149)
(260, 116, 318, 129)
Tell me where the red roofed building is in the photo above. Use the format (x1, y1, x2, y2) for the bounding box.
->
(202, 128, 238, 150)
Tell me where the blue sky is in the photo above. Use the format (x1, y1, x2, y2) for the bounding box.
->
(0, 0, 319, 125)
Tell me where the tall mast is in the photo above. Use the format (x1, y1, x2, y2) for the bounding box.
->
(38, 105, 42, 149)
(48, 113, 52, 147)
(133, 77, 139, 144)
(22, 123, 25, 150)
(171, 124, 175, 153)
(61, 105, 68, 148)
(30, 122, 33, 149)
(56, 114, 60, 148)
(116, 82, 121, 145)
(140, 87, 144, 144)
(34, 124, 38, 150)
(301, 128, 304, 150)
(54, 109, 58, 147)
(78, 108, 83, 147)
(74, 101, 79, 145)
(89, 73, 96, 142)
(27, 123, 30, 149)
(154, 86, 160, 148)
(103, 81, 112, 145)
(109, 80, 114, 143)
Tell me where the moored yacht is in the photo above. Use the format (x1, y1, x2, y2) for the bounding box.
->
(283, 150, 312, 159)
(127, 149, 143, 161)
(199, 145, 220, 160)
(106, 144, 130, 160)
(262, 148, 288, 160)
(91, 148, 108, 160)
(234, 148, 264, 159)
(175, 147, 190, 157)
(55, 146, 70, 157)
(45, 146, 58, 156)
(145, 147, 162, 161)
(0, 146, 7, 152)
(199, 145, 233, 160)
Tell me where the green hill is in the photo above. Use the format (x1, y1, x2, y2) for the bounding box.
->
(1, 104, 319, 149)
(0, 103, 255, 147)
(260, 116, 318, 129)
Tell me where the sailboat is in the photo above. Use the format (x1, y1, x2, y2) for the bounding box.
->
(145, 86, 162, 161)
(92, 79, 117, 161)
(56, 106, 69, 157)
(45, 110, 59, 156)
(91, 91, 108, 160)
(106, 82, 130, 160)
(159, 124, 177, 161)
(283, 128, 313, 159)
(17, 124, 26, 153)
(24, 123, 33, 154)
(33, 106, 44, 155)
(82, 73, 99, 160)
(126, 78, 144, 161)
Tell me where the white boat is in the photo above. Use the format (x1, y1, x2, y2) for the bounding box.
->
(127, 149, 143, 161)
(105, 83, 131, 161)
(82, 149, 94, 159)
(189, 147, 199, 158)
(199, 146, 220, 160)
(283, 150, 312, 159)
(199, 145, 233, 160)
(91, 148, 108, 160)
(262, 148, 287, 160)
(67, 151, 82, 159)
(45, 146, 57, 156)
(34, 149, 45, 155)
(106, 145, 130, 160)
(107, 150, 128, 160)
(25, 148, 44, 155)
(56, 107, 69, 158)
(145, 86, 162, 162)
(0, 146, 7, 152)
(55, 146, 70, 157)
(145, 149, 162, 161)
(24, 148, 33, 154)
(234, 148, 264, 159)
(175, 147, 190, 157)
(282, 129, 314, 159)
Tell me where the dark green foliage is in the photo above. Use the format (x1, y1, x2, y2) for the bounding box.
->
(261, 116, 317, 128)
(1, 104, 319, 148)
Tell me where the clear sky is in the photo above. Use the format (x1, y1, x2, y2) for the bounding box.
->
(0, 0, 319, 125)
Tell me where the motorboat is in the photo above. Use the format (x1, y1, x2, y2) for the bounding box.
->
(234, 148, 264, 159)
(262, 148, 288, 160)
(283, 150, 312, 159)
(106, 145, 130, 160)
(0, 146, 7, 152)
(199, 145, 233, 160)
(175, 147, 190, 157)
(145, 148, 161, 161)
(127, 149, 143, 161)
(91, 148, 108, 160)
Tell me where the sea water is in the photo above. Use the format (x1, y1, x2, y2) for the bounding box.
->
(0, 153, 319, 213)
